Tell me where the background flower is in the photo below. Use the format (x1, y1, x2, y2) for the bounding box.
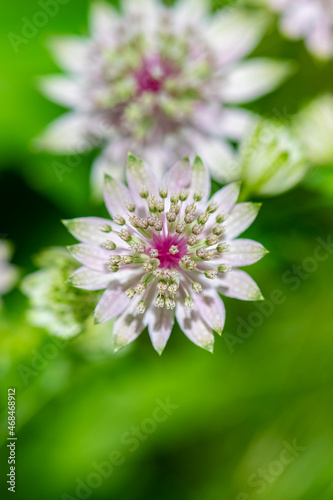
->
(65, 154, 266, 353)
(0, 239, 18, 304)
(36, 0, 292, 195)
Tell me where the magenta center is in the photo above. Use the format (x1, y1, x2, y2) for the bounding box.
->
(149, 233, 188, 268)
(135, 55, 175, 95)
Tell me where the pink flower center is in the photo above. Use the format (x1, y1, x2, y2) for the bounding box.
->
(149, 233, 188, 268)
(135, 55, 175, 95)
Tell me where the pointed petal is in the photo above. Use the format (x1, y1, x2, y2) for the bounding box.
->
(37, 76, 81, 108)
(126, 154, 158, 214)
(162, 157, 192, 193)
(220, 239, 268, 267)
(146, 306, 174, 355)
(190, 156, 210, 209)
(112, 298, 147, 352)
(194, 290, 225, 335)
(104, 174, 131, 219)
(209, 182, 241, 215)
(94, 286, 128, 324)
(90, 143, 129, 199)
(35, 113, 92, 153)
(89, 1, 119, 35)
(67, 244, 111, 272)
(67, 267, 112, 290)
(217, 270, 264, 301)
(47, 36, 89, 73)
(62, 217, 121, 245)
(176, 302, 214, 352)
(192, 106, 256, 141)
(224, 203, 261, 240)
(207, 10, 268, 66)
(221, 59, 293, 104)
(174, 0, 209, 27)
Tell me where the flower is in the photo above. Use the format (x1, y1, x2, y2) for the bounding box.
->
(0, 240, 18, 303)
(64, 154, 267, 354)
(21, 247, 100, 338)
(36, 0, 291, 195)
(237, 119, 308, 197)
(265, 0, 333, 60)
(294, 94, 333, 166)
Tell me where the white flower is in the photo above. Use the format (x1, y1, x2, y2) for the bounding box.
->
(36, 0, 291, 195)
(0, 240, 18, 303)
(294, 94, 333, 165)
(64, 154, 267, 354)
(266, 0, 333, 60)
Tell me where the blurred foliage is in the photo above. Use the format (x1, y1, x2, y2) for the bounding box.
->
(1, 1, 333, 500)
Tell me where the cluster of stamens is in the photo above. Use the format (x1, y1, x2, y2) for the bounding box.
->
(100, 183, 232, 314)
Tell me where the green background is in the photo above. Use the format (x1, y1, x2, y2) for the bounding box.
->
(1, 1, 333, 499)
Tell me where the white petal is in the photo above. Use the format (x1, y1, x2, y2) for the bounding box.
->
(224, 203, 261, 240)
(207, 9, 268, 66)
(126, 154, 158, 214)
(193, 106, 257, 141)
(112, 298, 147, 352)
(48, 36, 90, 73)
(189, 156, 211, 209)
(89, 1, 119, 36)
(209, 182, 241, 214)
(176, 302, 214, 352)
(193, 289, 225, 335)
(162, 157, 192, 193)
(0, 266, 18, 295)
(221, 59, 293, 104)
(104, 174, 131, 219)
(67, 267, 112, 290)
(35, 113, 93, 153)
(146, 306, 174, 354)
(221, 239, 268, 267)
(62, 217, 118, 245)
(37, 76, 81, 108)
(173, 0, 209, 27)
(94, 286, 129, 324)
(67, 244, 111, 272)
(217, 270, 263, 301)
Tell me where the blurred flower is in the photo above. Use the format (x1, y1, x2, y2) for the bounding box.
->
(0, 240, 18, 303)
(294, 94, 333, 165)
(237, 119, 308, 197)
(266, 0, 333, 60)
(36, 0, 292, 195)
(64, 154, 266, 354)
(21, 248, 100, 338)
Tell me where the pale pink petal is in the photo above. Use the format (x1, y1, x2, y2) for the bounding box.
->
(67, 244, 111, 272)
(35, 113, 92, 153)
(67, 267, 113, 290)
(219, 239, 268, 267)
(220, 59, 293, 104)
(192, 106, 256, 141)
(126, 154, 158, 214)
(47, 36, 90, 73)
(224, 203, 261, 240)
(162, 157, 192, 193)
(94, 286, 129, 324)
(37, 76, 81, 108)
(207, 10, 268, 66)
(173, 0, 209, 27)
(112, 298, 147, 352)
(217, 270, 264, 301)
(176, 302, 214, 352)
(104, 174, 131, 219)
(209, 182, 241, 215)
(89, 1, 119, 36)
(193, 289, 225, 335)
(189, 156, 211, 209)
(146, 306, 175, 354)
(62, 217, 120, 245)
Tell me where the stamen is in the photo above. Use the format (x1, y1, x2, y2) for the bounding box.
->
(170, 193, 179, 204)
(187, 235, 199, 246)
(218, 264, 232, 273)
(213, 224, 225, 236)
(216, 212, 229, 223)
(159, 186, 168, 199)
(139, 185, 149, 198)
(154, 220, 163, 231)
(113, 216, 126, 226)
(204, 270, 217, 279)
(217, 243, 230, 253)
(176, 222, 186, 234)
(165, 297, 176, 309)
(137, 301, 146, 314)
(192, 224, 204, 235)
(166, 211, 176, 222)
(125, 288, 136, 299)
(102, 240, 116, 250)
(185, 296, 194, 309)
(193, 192, 203, 202)
(179, 189, 189, 201)
(99, 224, 112, 233)
(119, 229, 132, 242)
(169, 245, 179, 255)
(192, 282, 202, 293)
(125, 201, 136, 212)
(206, 234, 219, 246)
